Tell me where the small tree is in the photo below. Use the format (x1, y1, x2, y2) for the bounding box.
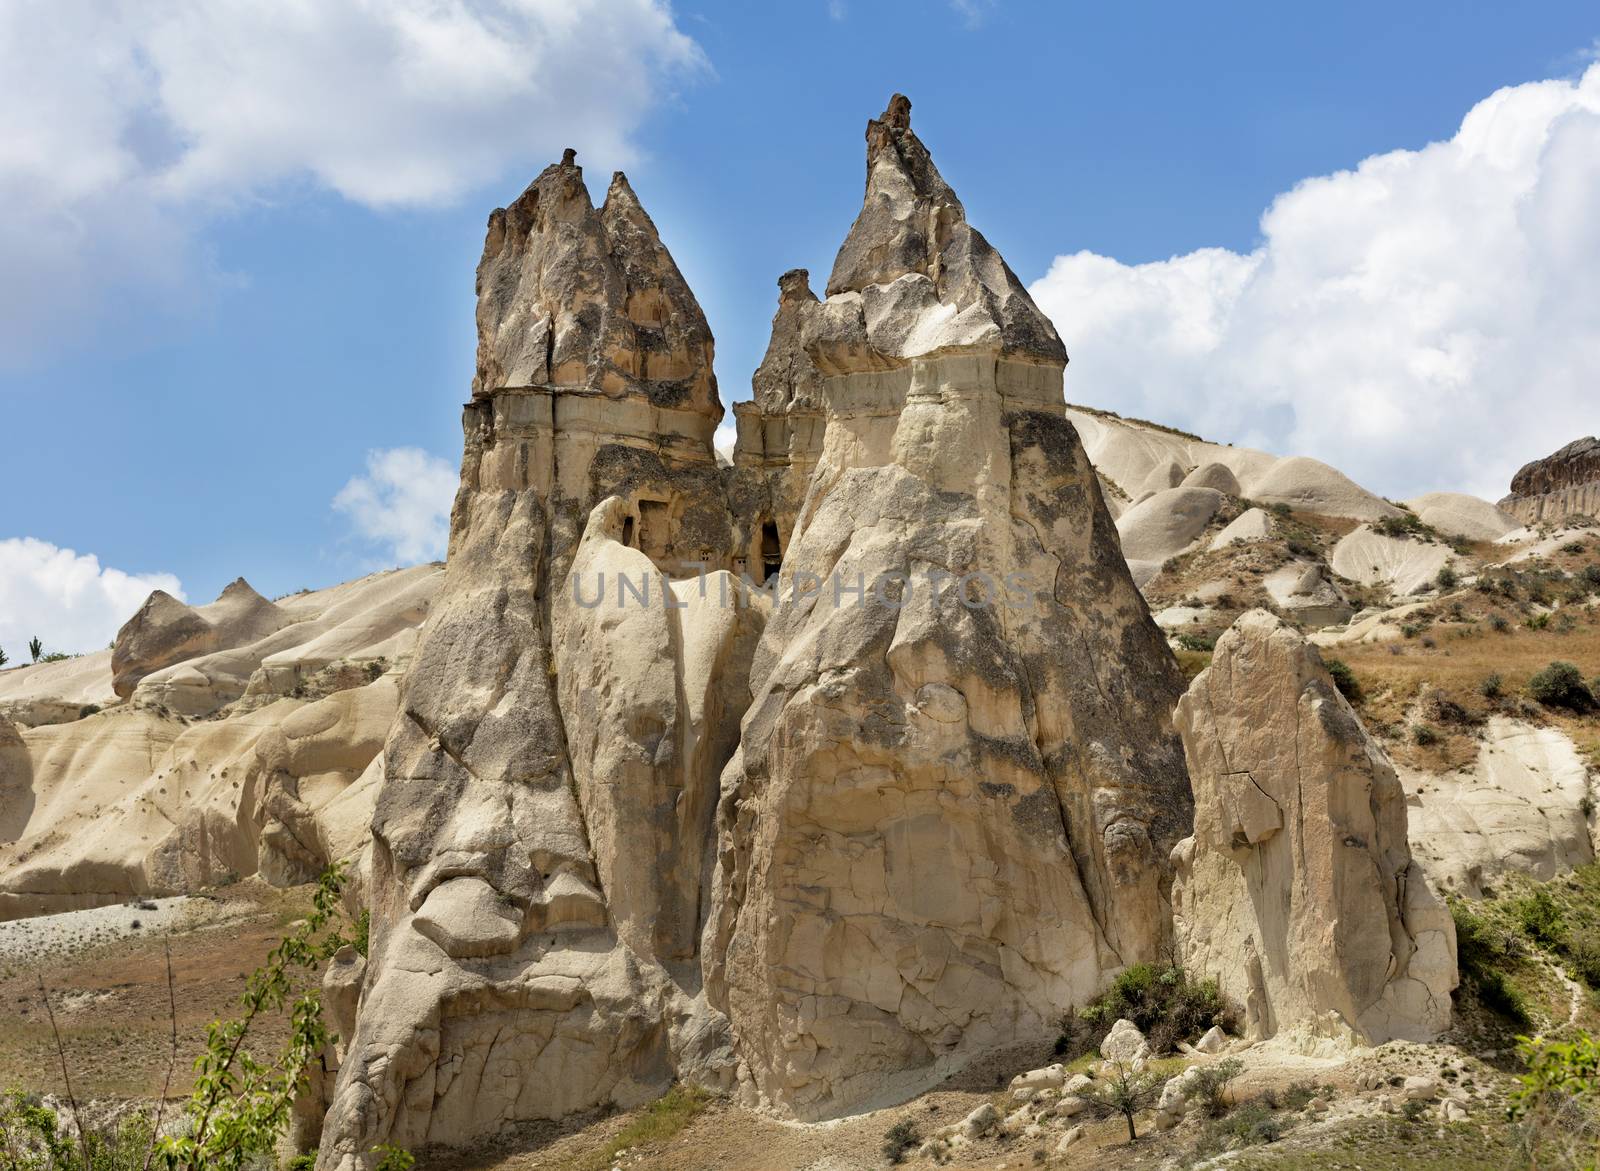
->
(28, 636, 42, 663)
(1086, 1060, 1166, 1142)
(0, 645, 8, 668)
(4, 863, 410, 1171)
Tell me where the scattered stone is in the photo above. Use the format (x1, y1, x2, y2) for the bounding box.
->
(1102, 1019, 1152, 1064)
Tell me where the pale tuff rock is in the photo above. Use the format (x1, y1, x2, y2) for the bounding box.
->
(1500, 436, 1600, 524)
(0, 650, 116, 728)
(726, 269, 826, 581)
(1100, 1018, 1150, 1064)
(0, 567, 440, 918)
(1330, 526, 1453, 596)
(1182, 461, 1242, 496)
(1262, 561, 1353, 629)
(1114, 486, 1226, 584)
(1403, 491, 1520, 542)
(1171, 611, 1456, 1045)
(704, 95, 1191, 1120)
(1208, 506, 1274, 551)
(112, 578, 288, 699)
(317, 155, 747, 1168)
(1401, 718, 1597, 898)
(0, 717, 28, 842)
(1064, 408, 1400, 523)
(0, 675, 398, 921)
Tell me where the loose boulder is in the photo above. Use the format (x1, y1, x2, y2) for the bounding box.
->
(1171, 611, 1456, 1045)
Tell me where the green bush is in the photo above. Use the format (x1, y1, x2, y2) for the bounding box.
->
(1480, 673, 1504, 700)
(1192, 1098, 1284, 1159)
(1323, 658, 1363, 704)
(1528, 661, 1596, 711)
(1176, 633, 1216, 653)
(1514, 888, 1568, 950)
(1563, 928, 1600, 990)
(1189, 1058, 1244, 1119)
(1452, 901, 1532, 1027)
(1374, 513, 1437, 541)
(1412, 724, 1440, 746)
(1078, 964, 1228, 1054)
(1476, 969, 1531, 1026)
(882, 1121, 920, 1164)
(1436, 563, 1460, 590)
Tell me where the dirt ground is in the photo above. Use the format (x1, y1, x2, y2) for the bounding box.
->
(0, 881, 1536, 1171)
(0, 879, 324, 1100)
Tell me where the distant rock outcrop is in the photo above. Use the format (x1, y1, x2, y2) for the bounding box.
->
(1171, 611, 1456, 1046)
(1500, 436, 1600, 524)
(0, 567, 440, 920)
(112, 578, 287, 699)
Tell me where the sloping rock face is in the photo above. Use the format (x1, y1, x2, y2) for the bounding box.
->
(1404, 491, 1520, 542)
(317, 156, 757, 1168)
(1171, 611, 1455, 1046)
(703, 95, 1192, 1120)
(1500, 436, 1600, 523)
(1401, 718, 1598, 898)
(112, 578, 288, 699)
(0, 567, 440, 919)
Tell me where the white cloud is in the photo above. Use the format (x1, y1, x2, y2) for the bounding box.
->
(1031, 63, 1600, 501)
(334, 447, 457, 565)
(0, 0, 704, 361)
(0, 538, 184, 657)
(949, 0, 996, 28)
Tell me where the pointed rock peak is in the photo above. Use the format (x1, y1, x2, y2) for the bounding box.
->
(776, 268, 818, 308)
(474, 160, 718, 414)
(136, 589, 200, 621)
(598, 170, 655, 235)
(561, 147, 577, 167)
(817, 96, 1066, 366)
(882, 92, 911, 130)
(216, 576, 263, 603)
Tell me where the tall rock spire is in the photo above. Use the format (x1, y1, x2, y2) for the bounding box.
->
(317, 157, 749, 1169)
(705, 95, 1191, 1119)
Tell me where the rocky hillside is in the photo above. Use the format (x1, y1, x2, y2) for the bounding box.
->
(1, 95, 1598, 1171)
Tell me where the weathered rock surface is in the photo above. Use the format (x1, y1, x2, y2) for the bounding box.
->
(1172, 611, 1456, 1045)
(1114, 486, 1226, 583)
(0, 566, 440, 919)
(1064, 408, 1399, 523)
(726, 269, 826, 581)
(316, 153, 752, 1168)
(1208, 506, 1274, 551)
(112, 578, 288, 699)
(1401, 718, 1598, 898)
(1404, 491, 1521, 542)
(703, 95, 1191, 1120)
(1262, 561, 1353, 628)
(1500, 436, 1600, 524)
(0, 651, 116, 728)
(1330, 526, 1453, 596)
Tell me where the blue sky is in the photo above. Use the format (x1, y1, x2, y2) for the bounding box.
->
(2, 0, 1598, 653)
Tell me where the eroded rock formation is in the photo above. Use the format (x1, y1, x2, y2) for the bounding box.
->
(316, 153, 755, 1168)
(1500, 436, 1600, 523)
(1171, 611, 1456, 1046)
(317, 97, 1192, 1163)
(704, 94, 1191, 1119)
(0, 567, 439, 919)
